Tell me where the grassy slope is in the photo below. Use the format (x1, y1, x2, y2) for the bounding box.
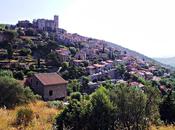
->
(0, 101, 60, 130)
(151, 126, 175, 130)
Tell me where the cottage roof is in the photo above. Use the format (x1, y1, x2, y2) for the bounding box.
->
(34, 73, 68, 86)
(87, 65, 95, 69)
(93, 64, 105, 68)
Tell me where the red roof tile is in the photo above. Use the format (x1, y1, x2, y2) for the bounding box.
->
(34, 73, 68, 86)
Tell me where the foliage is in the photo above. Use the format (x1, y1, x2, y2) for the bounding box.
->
(67, 79, 81, 95)
(47, 52, 60, 66)
(13, 71, 24, 80)
(70, 92, 82, 101)
(160, 91, 175, 124)
(3, 30, 17, 41)
(69, 47, 77, 56)
(116, 64, 126, 78)
(16, 108, 34, 126)
(0, 76, 36, 108)
(56, 87, 115, 130)
(88, 87, 115, 130)
(110, 84, 161, 130)
(19, 48, 31, 56)
(81, 76, 89, 92)
(47, 101, 64, 109)
(0, 69, 13, 77)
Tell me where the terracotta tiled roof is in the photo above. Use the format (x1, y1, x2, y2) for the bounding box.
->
(34, 73, 68, 86)
(93, 64, 105, 68)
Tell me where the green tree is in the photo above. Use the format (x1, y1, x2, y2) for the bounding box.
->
(0, 70, 13, 77)
(13, 71, 24, 80)
(160, 91, 175, 123)
(69, 47, 77, 56)
(67, 79, 81, 95)
(0, 76, 36, 108)
(110, 84, 161, 130)
(116, 64, 126, 78)
(88, 87, 115, 130)
(81, 76, 89, 92)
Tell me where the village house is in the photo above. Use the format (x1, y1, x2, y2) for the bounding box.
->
(87, 65, 96, 75)
(72, 59, 88, 66)
(55, 48, 70, 62)
(75, 51, 86, 60)
(29, 72, 68, 101)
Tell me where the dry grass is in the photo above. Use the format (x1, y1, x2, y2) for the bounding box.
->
(0, 101, 60, 130)
(151, 125, 175, 130)
(0, 102, 174, 130)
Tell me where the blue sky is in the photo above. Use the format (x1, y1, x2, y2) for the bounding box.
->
(1, 0, 175, 58)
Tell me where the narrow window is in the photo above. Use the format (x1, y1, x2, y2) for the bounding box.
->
(36, 81, 39, 86)
(49, 90, 53, 96)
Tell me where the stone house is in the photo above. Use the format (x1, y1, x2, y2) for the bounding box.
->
(55, 48, 70, 62)
(29, 73, 68, 101)
(75, 51, 86, 60)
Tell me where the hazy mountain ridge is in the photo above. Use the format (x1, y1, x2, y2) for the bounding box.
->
(154, 57, 175, 67)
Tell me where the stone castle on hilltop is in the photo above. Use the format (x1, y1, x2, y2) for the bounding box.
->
(17, 15, 59, 31)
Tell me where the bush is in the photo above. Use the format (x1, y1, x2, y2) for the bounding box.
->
(47, 101, 64, 109)
(13, 71, 24, 80)
(0, 69, 13, 77)
(70, 92, 82, 101)
(19, 48, 31, 56)
(0, 76, 37, 108)
(16, 108, 34, 126)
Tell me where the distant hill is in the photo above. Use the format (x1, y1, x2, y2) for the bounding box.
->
(154, 57, 175, 67)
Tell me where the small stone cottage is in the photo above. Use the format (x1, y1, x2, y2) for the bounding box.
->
(29, 72, 68, 101)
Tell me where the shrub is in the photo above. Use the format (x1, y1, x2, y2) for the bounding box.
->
(19, 48, 31, 56)
(0, 69, 13, 77)
(70, 92, 82, 101)
(47, 101, 64, 109)
(0, 76, 37, 108)
(13, 71, 24, 80)
(16, 108, 34, 126)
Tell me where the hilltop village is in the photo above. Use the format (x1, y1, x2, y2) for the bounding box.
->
(0, 15, 173, 100)
(2, 15, 175, 130)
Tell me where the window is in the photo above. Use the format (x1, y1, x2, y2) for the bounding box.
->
(49, 90, 53, 96)
(36, 81, 39, 86)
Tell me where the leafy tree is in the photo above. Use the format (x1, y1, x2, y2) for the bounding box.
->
(88, 87, 115, 130)
(69, 47, 77, 56)
(56, 87, 115, 130)
(81, 76, 89, 92)
(0, 76, 36, 108)
(160, 91, 175, 123)
(56, 99, 89, 130)
(70, 92, 82, 101)
(19, 48, 31, 56)
(67, 79, 81, 95)
(3, 30, 17, 41)
(13, 71, 24, 80)
(0, 70, 13, 77)
(116, 64, 126, 78)
(109, 84, 161, 130)
(46, 52, 60, 66)
(61, 62, 69, 71)
(25, 28, 36, 36)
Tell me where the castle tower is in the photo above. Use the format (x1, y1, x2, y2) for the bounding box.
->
(54, 15, 59, 29)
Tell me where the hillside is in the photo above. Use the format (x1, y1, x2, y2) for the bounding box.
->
(57, 28, 173, 70)
(0, 101, 59, 130)
(1, 24, 175, 129)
